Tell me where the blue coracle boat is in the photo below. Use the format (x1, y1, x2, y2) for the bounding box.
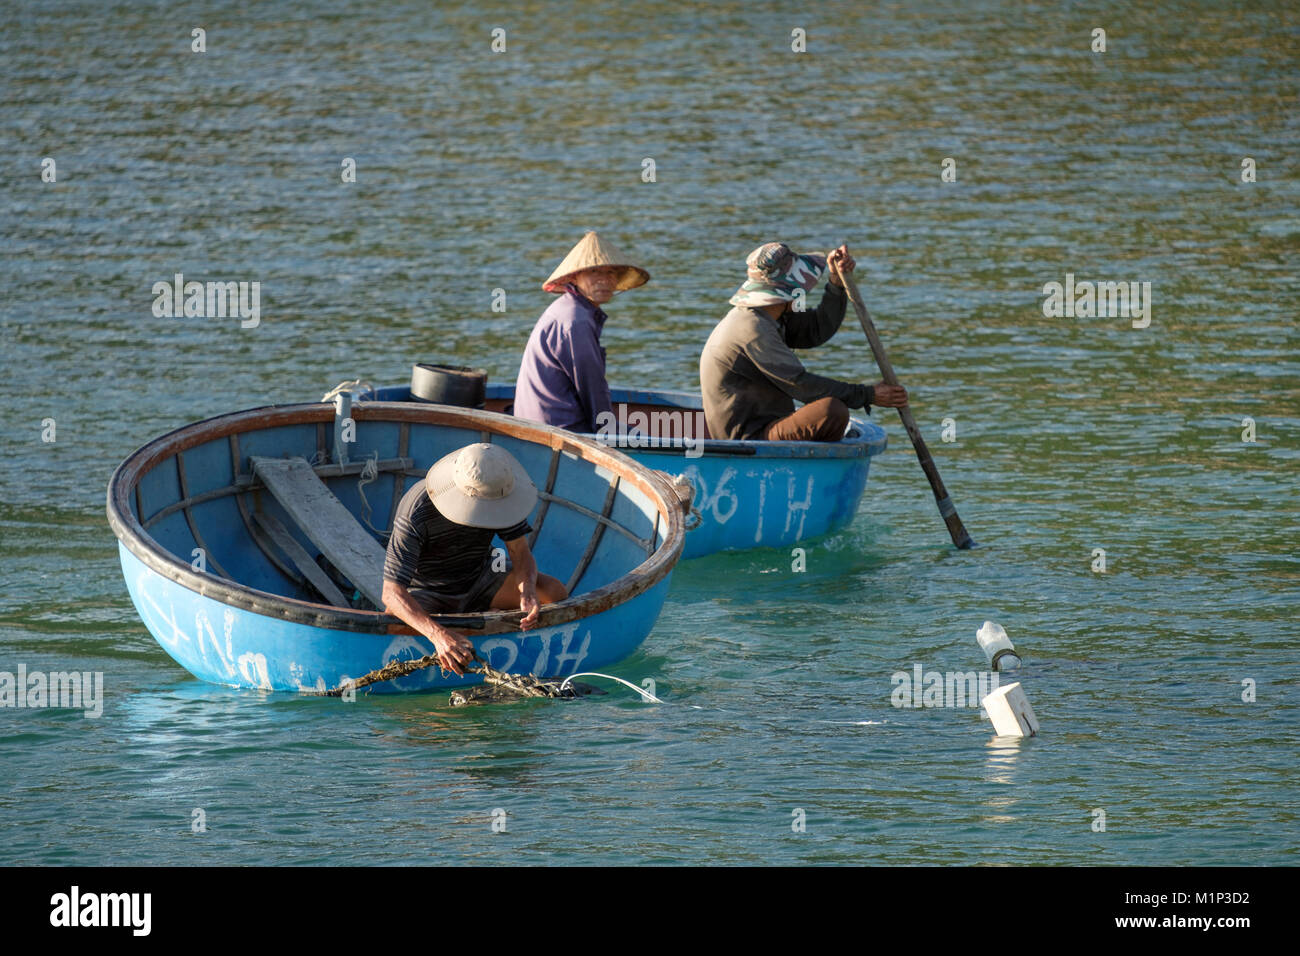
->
(107, 401, 688, 693)
(369, 383, 888, 560)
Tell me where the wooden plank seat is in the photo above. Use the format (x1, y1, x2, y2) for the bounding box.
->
(250, 456, 388, 608)
(250, 510, 351, 608)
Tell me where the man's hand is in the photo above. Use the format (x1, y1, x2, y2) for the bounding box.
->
(518, 581, 540, 630)
(429, 625, 475, 676)
(383, 578, 477, 676)
(506, 535, 542, 630)
(827, 245, 856, 287)
(870, 382, 908, 408)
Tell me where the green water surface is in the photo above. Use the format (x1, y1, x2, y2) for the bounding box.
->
(0, 0, 1296, 864)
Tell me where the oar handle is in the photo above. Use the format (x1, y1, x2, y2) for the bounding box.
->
(839, 268, 975, 550)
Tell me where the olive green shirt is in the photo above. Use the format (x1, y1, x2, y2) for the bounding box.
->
(699, 283, 870, 440)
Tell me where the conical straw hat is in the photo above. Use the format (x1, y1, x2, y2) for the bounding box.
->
(542, 231, 650, 293)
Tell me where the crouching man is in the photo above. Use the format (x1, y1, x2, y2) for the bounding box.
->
(382, 443, 568, 675)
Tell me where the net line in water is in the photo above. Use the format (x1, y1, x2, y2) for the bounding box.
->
(311, 652, 607, 706)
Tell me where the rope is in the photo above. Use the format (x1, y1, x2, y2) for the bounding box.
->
(314, 652, 578, 700)
(314, 649, 660, 706)
(321, 379, 376, 403)
(559, 672, 663, 703)
(668, 473, 702, 529)
(355, 450, 385, 534)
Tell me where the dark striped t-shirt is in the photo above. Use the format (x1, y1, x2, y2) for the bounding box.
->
(382, 482, 531, 595)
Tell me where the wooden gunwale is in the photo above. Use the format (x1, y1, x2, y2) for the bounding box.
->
(106, 402, 684, 635)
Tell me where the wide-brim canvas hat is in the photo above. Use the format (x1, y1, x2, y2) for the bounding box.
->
(729, 241, 828, 308)
(425, 443, 538, 529)
(543, 231, 650, 294)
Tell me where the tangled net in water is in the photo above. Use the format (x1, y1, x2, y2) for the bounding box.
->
(449, 666, 601, 706)
(319, 653, 598, 706)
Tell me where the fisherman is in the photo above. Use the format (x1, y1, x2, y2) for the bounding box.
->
(514, 231, 650, 433)
(382, 443, 568, 675)
(699, 242, 907, 442)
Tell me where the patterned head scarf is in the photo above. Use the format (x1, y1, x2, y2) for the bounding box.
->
(729, 242, 828, 308)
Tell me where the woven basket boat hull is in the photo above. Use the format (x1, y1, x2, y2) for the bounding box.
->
(107, 402, 686, 693)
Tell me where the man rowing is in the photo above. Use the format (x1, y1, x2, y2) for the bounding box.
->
(700, 242, 907, 442)
(514, 231, 650, 433)
(382, 443, 568, 675)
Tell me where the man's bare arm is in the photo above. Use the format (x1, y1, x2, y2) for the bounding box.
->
(504, 536, 541, 629)
(381, 578, 475, 675)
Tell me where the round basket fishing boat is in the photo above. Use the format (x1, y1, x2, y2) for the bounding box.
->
(361, 379, 887, 559)
(106, 401, 688, 693)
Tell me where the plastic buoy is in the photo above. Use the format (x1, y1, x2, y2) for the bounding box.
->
(976, 620, 1022, 671)
(981, 681, 1040, 737)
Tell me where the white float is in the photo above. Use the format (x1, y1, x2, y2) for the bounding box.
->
(976, 620, 1022, 671)
(981, 681, 1040, 737)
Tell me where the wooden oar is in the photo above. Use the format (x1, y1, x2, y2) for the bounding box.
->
(838, 268, 975, 549)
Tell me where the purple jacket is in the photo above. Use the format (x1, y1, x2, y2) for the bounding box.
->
(513, 285, 613, 433)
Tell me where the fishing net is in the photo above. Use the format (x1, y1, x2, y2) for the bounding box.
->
(318, 653, 599, 706)
(448, 666, 601, 706)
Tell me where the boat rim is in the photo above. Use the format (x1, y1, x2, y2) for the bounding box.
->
(106, 401, 686, 635)
(370, 382, 889, 458)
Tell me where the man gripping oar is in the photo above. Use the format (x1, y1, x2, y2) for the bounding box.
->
(837, 246, 975, 549)
(699, 241, 908, 442)
(700, 240, 974, 548)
